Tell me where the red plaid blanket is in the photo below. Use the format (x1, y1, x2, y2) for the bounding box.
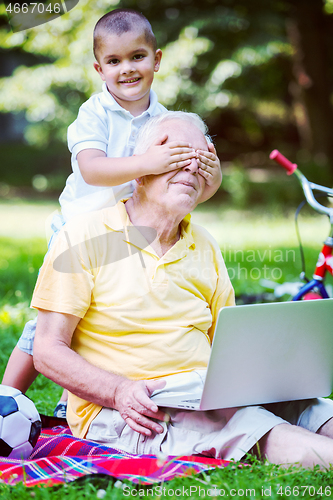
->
(0, 416, 230, 487)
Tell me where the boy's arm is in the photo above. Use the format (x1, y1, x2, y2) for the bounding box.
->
(197, 143, 222, 203)
(77, 136, 196, 187)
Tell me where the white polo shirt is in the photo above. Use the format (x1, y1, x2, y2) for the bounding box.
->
(59, 84, 167, 222)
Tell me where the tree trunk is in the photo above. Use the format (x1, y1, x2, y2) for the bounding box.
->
(286, 0, 333, 166)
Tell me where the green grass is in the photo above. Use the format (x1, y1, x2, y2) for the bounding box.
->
(1, 201, 333, 498)
(2, 458, 333, 499)
(192, 204, 333, 299)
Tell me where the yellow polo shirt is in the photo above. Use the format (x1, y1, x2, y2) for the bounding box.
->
(31, 201, 235, 438)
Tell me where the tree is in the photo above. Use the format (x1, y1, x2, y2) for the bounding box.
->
(0, 0, 332, 189)
(286, 0, 333, 163)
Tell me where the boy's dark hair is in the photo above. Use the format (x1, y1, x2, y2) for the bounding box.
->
(93, 9, 157, 60)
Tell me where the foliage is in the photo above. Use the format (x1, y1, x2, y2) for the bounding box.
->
(0, 0, 333, 191)
(0, 0, 293, 149)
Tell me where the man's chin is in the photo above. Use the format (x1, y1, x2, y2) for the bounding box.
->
(175, 193, 200, 211)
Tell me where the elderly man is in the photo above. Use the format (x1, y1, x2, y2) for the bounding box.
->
(33, 111, 333, 467)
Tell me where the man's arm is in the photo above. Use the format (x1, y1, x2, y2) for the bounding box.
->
(77, 137, 197, 187)
(33, 310, 166, 436)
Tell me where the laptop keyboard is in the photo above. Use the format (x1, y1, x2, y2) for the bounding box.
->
(181, 398, 201, 403)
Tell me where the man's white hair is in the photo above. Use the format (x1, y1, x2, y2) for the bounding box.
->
(133, 111, 210, 155)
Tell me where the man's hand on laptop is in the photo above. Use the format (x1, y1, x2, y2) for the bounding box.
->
(114, 378, 167, 436)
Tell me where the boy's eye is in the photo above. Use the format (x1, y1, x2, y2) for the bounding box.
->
(133, 54, 144, 60)
(108, 59, 119, 65)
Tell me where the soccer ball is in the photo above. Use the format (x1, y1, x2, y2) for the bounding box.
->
(0, 385, 42, 459)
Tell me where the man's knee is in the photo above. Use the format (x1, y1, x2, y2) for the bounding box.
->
(255, 424, 314, 462)
(254, 422, 333, 468)
(317, 417, 333, 439)
(251, 423, 290, 461)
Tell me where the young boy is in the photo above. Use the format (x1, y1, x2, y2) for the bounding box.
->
(2, 8, 222, 418)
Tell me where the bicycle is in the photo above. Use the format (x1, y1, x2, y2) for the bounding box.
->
(269, 150, 333, 301)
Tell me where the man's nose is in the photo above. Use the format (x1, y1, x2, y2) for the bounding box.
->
(183, 157, 199, 173)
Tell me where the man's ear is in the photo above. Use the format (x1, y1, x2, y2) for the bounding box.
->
(154, 49, 162, 73)
(94, 62, 106, 81)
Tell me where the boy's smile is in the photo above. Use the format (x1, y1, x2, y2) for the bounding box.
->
(94, 30, 162, 116)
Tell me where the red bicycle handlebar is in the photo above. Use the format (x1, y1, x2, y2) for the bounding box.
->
(269, 150, 297, 175)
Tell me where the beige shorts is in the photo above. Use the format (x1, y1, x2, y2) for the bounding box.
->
(85, 371, 333, 461)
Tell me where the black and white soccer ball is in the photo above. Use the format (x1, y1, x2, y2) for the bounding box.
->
(0, 384, 42, 459)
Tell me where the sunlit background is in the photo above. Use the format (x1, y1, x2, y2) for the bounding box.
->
(1, 0, 333, 203)
(0, 0, 333, 303)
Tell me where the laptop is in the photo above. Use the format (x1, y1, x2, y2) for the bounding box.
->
(151, 298, 333, 410)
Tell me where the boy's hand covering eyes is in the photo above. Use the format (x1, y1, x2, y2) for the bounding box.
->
(196, 143, 222, 187)
(142, 134, 197, 175)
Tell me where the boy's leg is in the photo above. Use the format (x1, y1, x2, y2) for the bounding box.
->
(2, 316, 39, 393)
(2, 346, 39, 394)
(2, 217, 65, 396)
(54, 388, 68, 418)
(60, 388, 68, 401)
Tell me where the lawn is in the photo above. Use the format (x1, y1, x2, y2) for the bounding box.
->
(1, 200, 333, 499)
